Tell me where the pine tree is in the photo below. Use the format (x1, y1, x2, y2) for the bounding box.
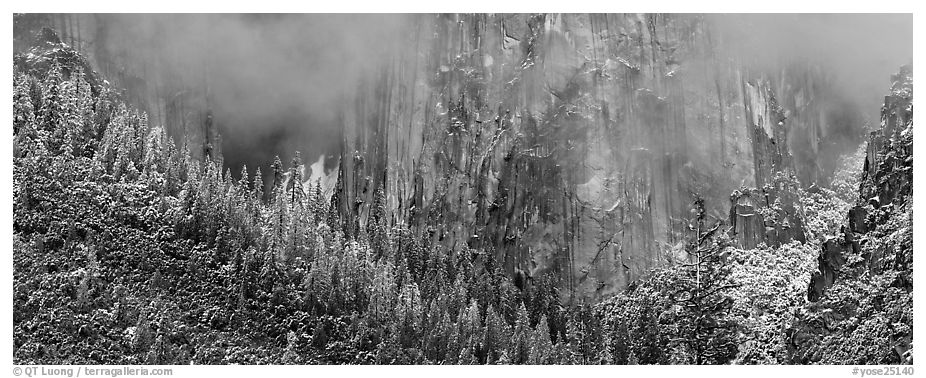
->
(237, 165, 250, 191)
(271, 155, 284, 192)
(367, 181, 388, 258)
(223, 167, 236, 218)
(38, 62, 64, 135)
(142, 126, 166, 175)
(163, 136, 181, 195)
(56, 68, 96, 158)
(58, 78, 81, 157)
(482, 304, 510, 364)
(367, 261, 397, 325)
(268, 156, 287, 256)
(458, 299, 482, 358)
(289, 152, 304, 204)
(303, 242, 328, 314)
(287, 152, 308, 264)
(13, 72, 38, 157)
(74, 68, 96, 157)
(396, 281, 424, 348)
(313, 180, 325, 222)
(94, 107, 121, 177)
(253, 166, 264, 203)
(13, 72, 35, 136)
(232, 165, 252, 236)
(670, 196, 739, 364)
(528, 315, 554, 364)
(133, 112, 149, 164)
(91, 88, 113, 143)
(509, 303, 531, 364)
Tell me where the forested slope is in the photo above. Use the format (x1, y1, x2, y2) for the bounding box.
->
(12, 27, 912, 365)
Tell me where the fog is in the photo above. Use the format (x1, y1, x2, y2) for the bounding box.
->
(85, 14, 912, 179)
(90, 14, 408, 175)
(711, 13, 913, 126)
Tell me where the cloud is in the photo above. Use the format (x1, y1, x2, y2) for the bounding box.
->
(710, 13, 913, 124)
(93, 14, 408, 175)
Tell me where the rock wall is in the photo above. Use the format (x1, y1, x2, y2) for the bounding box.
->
(24, 13, 852, 299)
(16, 13, 874, 301)
(330, 14, 840, 300)
(808, 65, 913, 301)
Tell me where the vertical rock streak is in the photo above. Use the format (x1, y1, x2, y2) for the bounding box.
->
(330, 14, 839, 299)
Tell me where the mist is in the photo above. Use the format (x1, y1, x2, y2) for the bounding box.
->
(91, 14, 408, 176)
(86, 13, 911, 179)
(711, 13, 913, 126)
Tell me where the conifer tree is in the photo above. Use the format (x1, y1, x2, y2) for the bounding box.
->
(253, 166, 264, 203)
(133, 112, 149, 164)
(142, 126, 166, 175)
(287, 152, 308, 263)
(271, 155, 284, 192)
(367, 182, 389, 258)
(237, 165, 250, 197)
(74, 68, 96, 156)
(509, 303, 531, 363)
(528, 315, 554, 364)
(367, 262, 398, 325)
(289, 152, 304, 204)
(458, 299, 482, 358)
(670, 197, 739, 364)
(162, 136, 181, 195)
(13, 72, 38, 157)
(38, 63, 64, 135)
(396, 281, 424, 348)
(13, 72, 35, 136)
(313, 180, 325, 222)
(482, 304, 510, 364)
(267, 156, 289, 259)
(58, 78, 82, 157)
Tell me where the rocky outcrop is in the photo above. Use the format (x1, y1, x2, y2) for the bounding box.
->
(792, 66, 911, 364)
(728, 182, 806, 251)
(14, 28, 104, 95)
(859, 66, 914, 210)
(728, 78, 807, 250)
(807, 65, 913, 301)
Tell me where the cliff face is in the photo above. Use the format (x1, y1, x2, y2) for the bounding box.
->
(23, 14, 861, 300)
(793, 66, 912, 364)
(808, 66, 913, 302)
(330, 14, 840, 299)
